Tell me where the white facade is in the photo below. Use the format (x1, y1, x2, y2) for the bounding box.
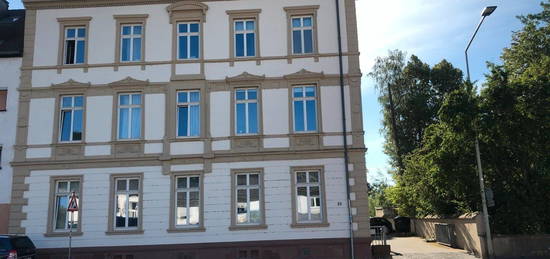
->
(12, 0, 369, 257)
(0, 57, 21, 204)
(23, 158, 350, 248)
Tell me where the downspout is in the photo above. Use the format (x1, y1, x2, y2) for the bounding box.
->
(335, 0, 355, 258)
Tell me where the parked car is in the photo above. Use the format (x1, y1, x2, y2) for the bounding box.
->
(370, 217, 394, 235)
(0, 235, 37, 259)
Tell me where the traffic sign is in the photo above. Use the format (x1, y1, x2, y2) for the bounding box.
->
(67, 192, 79, 212)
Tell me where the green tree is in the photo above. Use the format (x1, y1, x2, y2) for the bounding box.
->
(367, 171, 395, 217)
(369, 51, 463, 171)
(385, 2, 550, 234)
(478, 1, 550, 234)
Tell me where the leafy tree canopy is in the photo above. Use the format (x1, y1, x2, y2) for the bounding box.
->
(371, 1, 550, 234)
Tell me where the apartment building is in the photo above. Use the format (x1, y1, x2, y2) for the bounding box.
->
(0, 0, 24, 234)
(9, 0, 370, 258)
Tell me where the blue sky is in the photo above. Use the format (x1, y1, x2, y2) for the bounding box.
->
(7, 0, 542, 183)
(356, 0, 542, 183)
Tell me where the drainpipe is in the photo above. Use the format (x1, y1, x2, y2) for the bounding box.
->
(335, 0, 355, 258)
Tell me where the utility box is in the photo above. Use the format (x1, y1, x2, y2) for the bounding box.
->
(435, 223, 457, 247)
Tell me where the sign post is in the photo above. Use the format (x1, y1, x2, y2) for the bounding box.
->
(67, 191, 79, 259)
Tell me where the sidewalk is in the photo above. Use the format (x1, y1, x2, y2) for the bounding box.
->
(386, 236, 477, 259)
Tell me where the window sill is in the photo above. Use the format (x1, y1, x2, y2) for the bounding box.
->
(44, 231, 83, 237)
(55, 142, 84, 145)
(228, 224, 268, 231)
(290, 132, 321, 136)
(172, 137, 204, 142)
(112, 139, 145, 144)
(166, 226, 206, 233)
(105, 229, 144, 235)
(290, 222, 329, 228)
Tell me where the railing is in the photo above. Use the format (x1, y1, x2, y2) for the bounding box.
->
(370, 226, 387, 246)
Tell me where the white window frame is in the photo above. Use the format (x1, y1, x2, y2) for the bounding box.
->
(64, 26, 86, 65)
(113, 177, 140, 229)
(235, 172, 262, 225)
(177, 22, 200, 60)
(234, 19, 256, 58)
(120, 24, 143, 62)
(176, 90, 201, 137)
(59, 95, 83, 142)
(292, 85, 317, 132)
(53, 180, 80, 231)
(291, 16, 314, 54)
(117, 93, 142, 140)
(174, 175, 201, 227)
(235, 88, 258, 135)
(295, 170, 323, 223)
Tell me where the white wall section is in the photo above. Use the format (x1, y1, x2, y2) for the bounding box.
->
(0, 58, 21, 203)
(84, 145, 111, 156)
(262, 89, 289, 135)
(27, 98, 55, 145)
(263, 137, 290, 148)
(85, 96, 113, 143)
(321, 85, 351, 133)
(144, 93, 165, 140)
(209, 91, 230, 138)
(170, 141, 204, 155)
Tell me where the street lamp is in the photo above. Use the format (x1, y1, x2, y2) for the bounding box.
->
(464, 5, 496, 259)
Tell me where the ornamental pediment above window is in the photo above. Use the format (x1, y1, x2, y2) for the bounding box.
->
(166, 1, 209, 23)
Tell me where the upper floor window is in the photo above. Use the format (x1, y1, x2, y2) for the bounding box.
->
(235, 88, 258, 135)
(59, 96, 83, 142)
(120, 24, 143, 62)
(53, 179, 80, 231)
(178, 22, 200, 59)
(64, 27, 86, 64)
(175, 175, 201, 227)
(292, 16, 314, 54)
(177, 90, 200, 137)
(118, 93, 142, 140)
(0, 89, 7, 111)
(293, 86, 317, 132)
(114, 177, 141, 229)
(234, 19, 256, 57)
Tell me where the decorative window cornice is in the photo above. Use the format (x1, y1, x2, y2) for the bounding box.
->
(166, 1, 209, 23)
(225, 72, 265, 84)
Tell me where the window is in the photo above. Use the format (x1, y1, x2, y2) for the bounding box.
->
(64, 27, 86, 64)
(177, 91, 200, 137)
(120, 24, 142, 62)
(178, 22, 200, 59)
(53, 180, 80, 231)
(59, 96, 83, 142)
(234, 172, 262, 225)
(174, 175, 201, 227)
(0, 89, 6, 111)
(114, 177, 140, 229)
(118, 93, 142, 140)
(294, 170, 323, 223)
(234, 19, 256, 57)
(293, 86, 317, 132)
(292, 16, 314, 54)
(235, 89, 258, 135)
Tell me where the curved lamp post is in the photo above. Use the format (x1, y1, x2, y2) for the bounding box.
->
(464, 5, 497, 259)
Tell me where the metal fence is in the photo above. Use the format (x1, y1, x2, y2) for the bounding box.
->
(370, 226, 388, 246)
